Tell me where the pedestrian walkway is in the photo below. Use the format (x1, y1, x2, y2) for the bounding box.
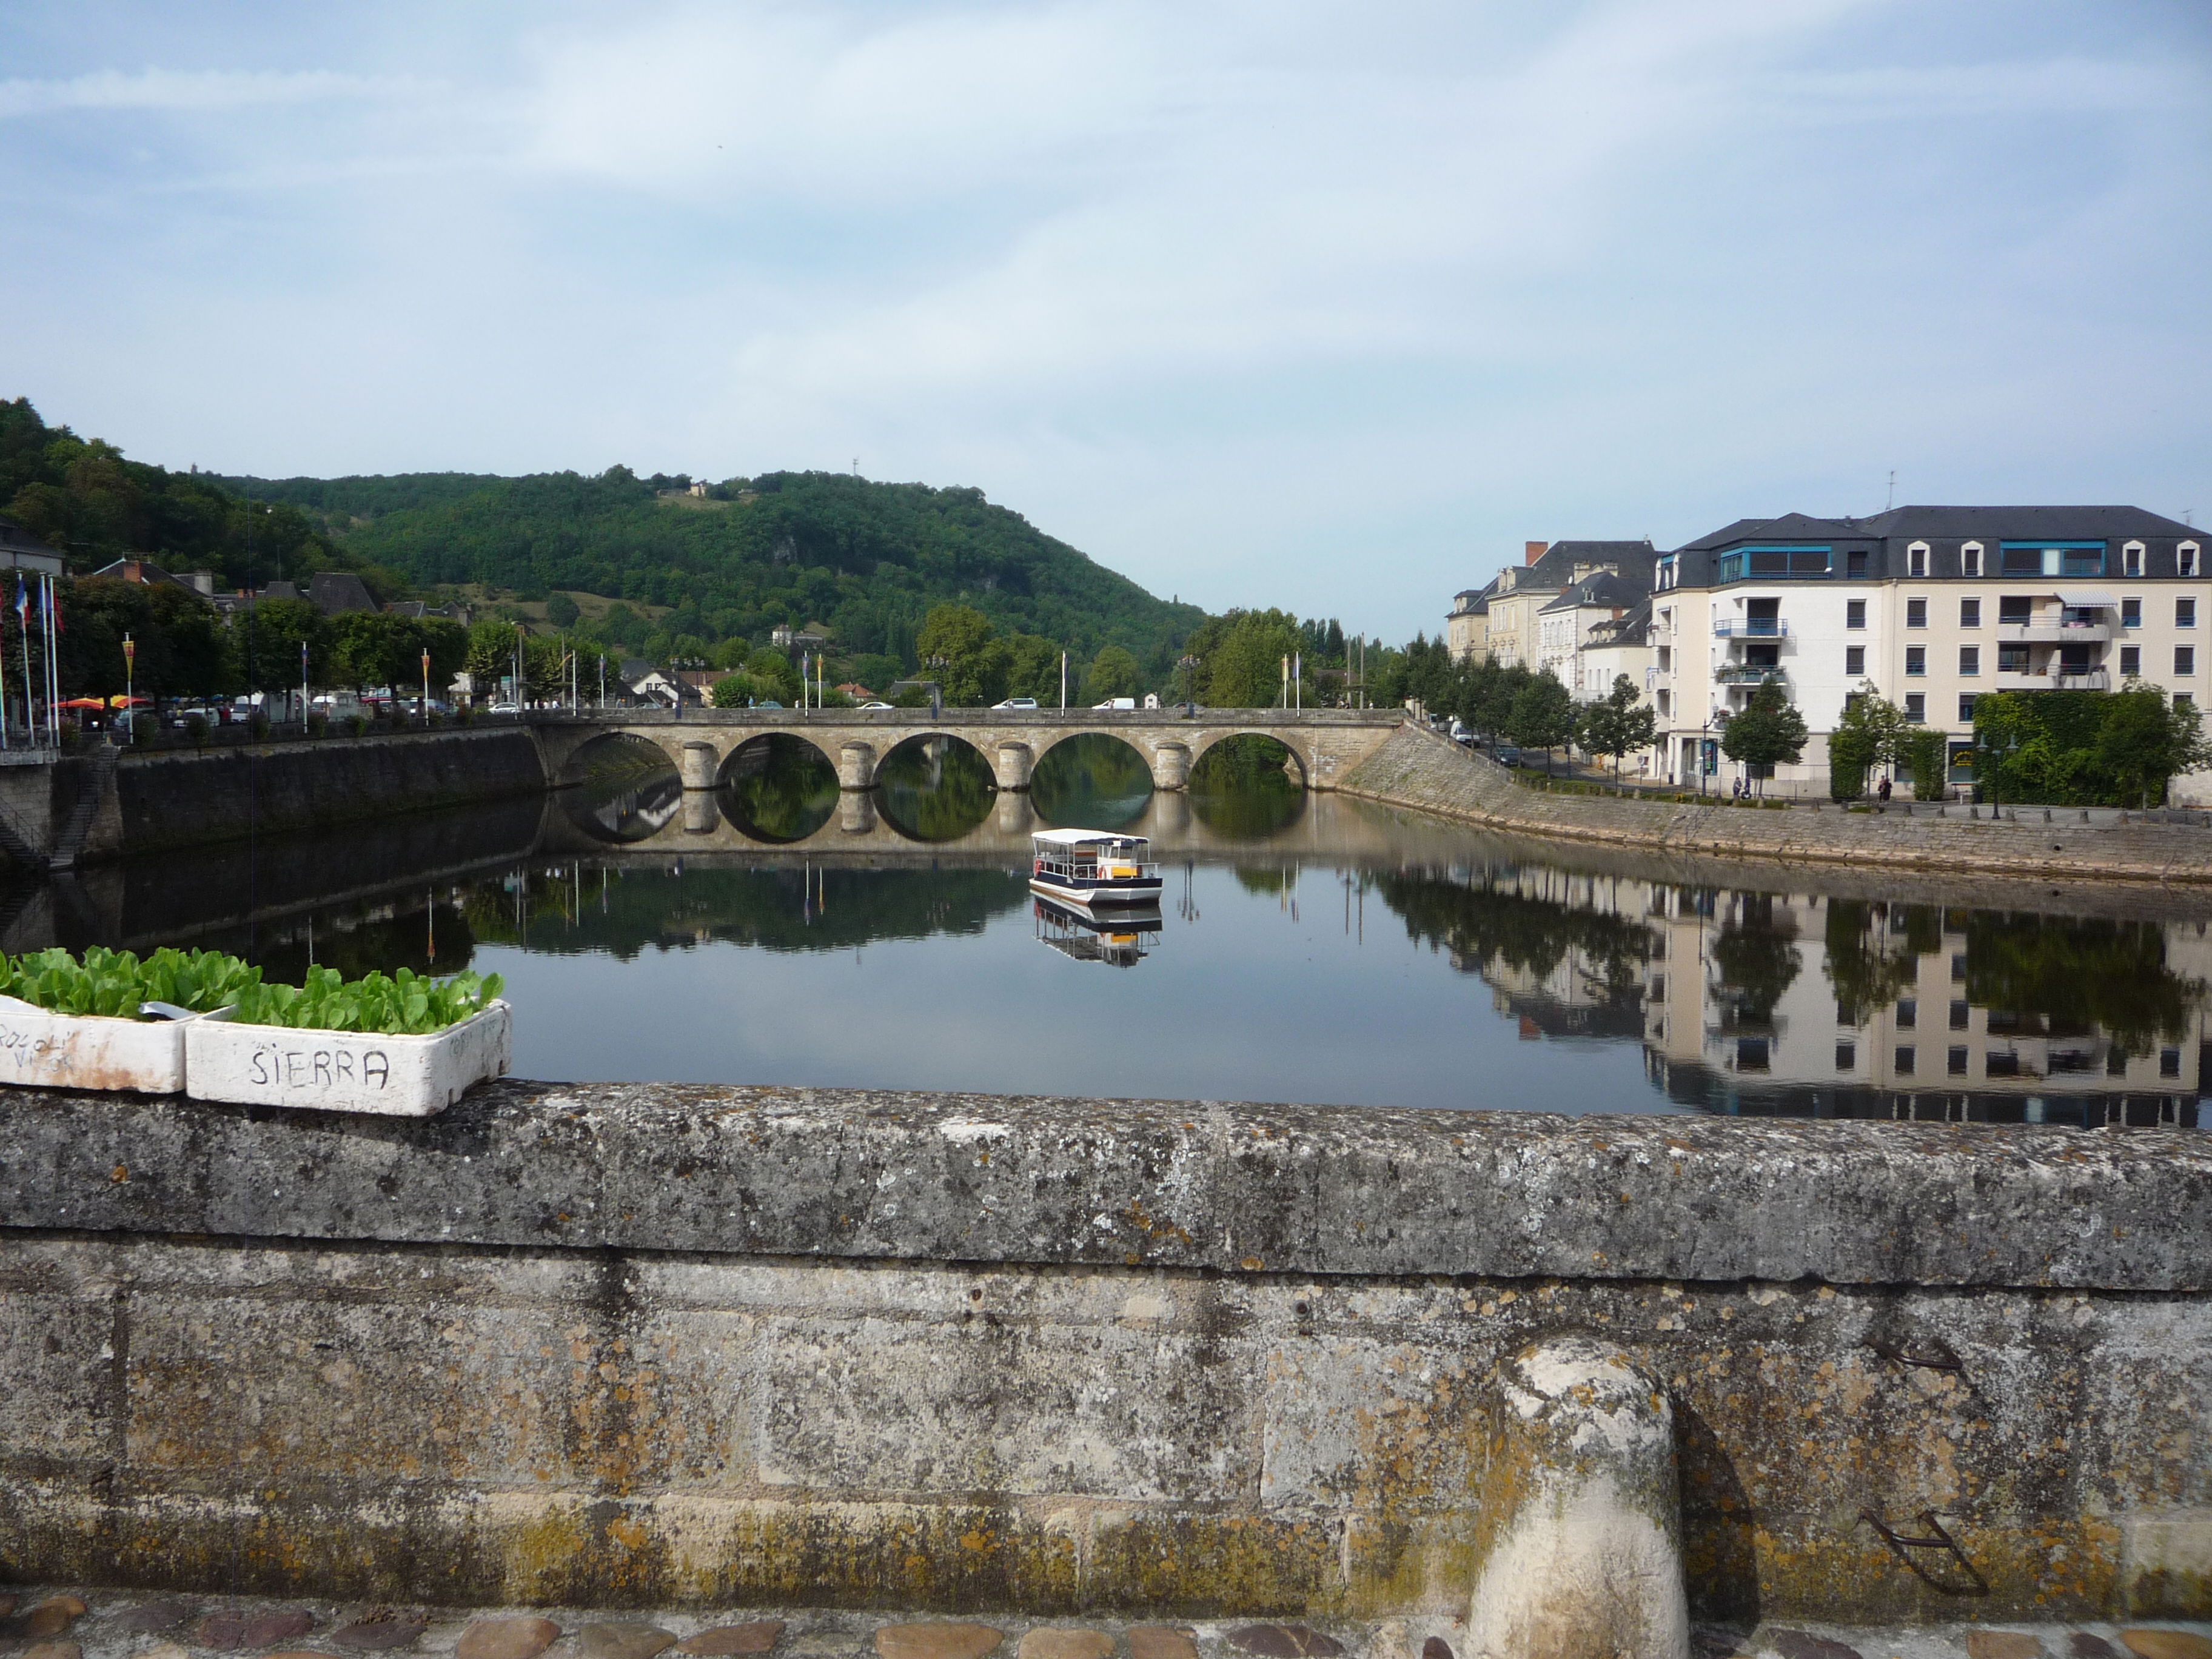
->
(5, 1588, 2208, 1659)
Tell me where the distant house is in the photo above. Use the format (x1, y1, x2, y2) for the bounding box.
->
(86, 558, 215, 601)
(675, 669, 731, 700)
(835, 682, 877, 702)
(0, 517, 65, 578)
(385, 598, 473, 626)
(771, 621, 831, 650)
(688, 481, 709, 498)
(307, 572, 379, 617)
(625, 666, 702, 709)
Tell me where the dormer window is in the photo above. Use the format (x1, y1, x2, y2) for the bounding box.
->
(1907, 541, 1929, 577)
(2183, 541, 2202, 578)
(1961, 541, 1983, 577)
(2123, 540, 2146, 577)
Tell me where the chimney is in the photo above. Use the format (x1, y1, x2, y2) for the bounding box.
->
(1525, 541, 1546, 565)
(186, 571, 215, 596)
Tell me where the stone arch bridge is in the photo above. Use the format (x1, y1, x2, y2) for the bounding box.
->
(527, 707, 1406, 794)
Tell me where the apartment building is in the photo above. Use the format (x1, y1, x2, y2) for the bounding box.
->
(1447, 539, 1656, 668)
(1647, 506, 2208, 795)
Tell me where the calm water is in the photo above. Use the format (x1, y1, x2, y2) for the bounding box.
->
(56, 734, 2212, 1124)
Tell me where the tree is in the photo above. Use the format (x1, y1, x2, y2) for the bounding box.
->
(1826, 692, 1909, 801)
(916, 603, 1009, 706)
(1899, 728, 1949, 802)
(1188, 609, 1313, 708)
(1507, 670, 1577, 773)
(231, 598, 329, 698)
(545, 592, 580, 629)
(2101, 683, 2212, 806)
(464, 618, 525, 700)
(1719, 677, 1808, 793)
(1574, 675, 1659, 785)
(1081, 645, 1141, 704)
(745, 648, 803, 703)
(711, 674, 757, 709)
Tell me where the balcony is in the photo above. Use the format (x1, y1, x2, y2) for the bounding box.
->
(1715, 665, 1786, 686)
(1712, 620, 1789, 638)
(1997, 622, 2110, 644)
(1995, 668, 2110, 692)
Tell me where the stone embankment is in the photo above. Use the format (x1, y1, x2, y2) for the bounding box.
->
(2, 1082, 2208, 1631)
(1339, 724, 2212, 885)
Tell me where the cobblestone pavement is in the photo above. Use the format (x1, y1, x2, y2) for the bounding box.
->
(3, 1590, 2211, 1659)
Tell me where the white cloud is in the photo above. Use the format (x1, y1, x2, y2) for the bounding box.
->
(0, 66, 426, 118)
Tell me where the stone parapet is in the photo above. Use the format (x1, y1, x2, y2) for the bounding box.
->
(1, 1084, 2208, 1623)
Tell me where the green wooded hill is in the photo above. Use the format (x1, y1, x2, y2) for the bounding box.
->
(221, 465, 1206, 675)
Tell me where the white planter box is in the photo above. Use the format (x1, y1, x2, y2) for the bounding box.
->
(0, 994, 199, 1093)
(184, 1001, 511, 1117)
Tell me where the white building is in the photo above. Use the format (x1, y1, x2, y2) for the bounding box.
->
(1649, 506, 2211, 797)
(1448, 540, 1655, 668)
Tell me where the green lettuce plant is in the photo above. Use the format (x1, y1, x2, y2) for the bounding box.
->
(227, 965, 503, 1035)
(0, 946, 262, 1019)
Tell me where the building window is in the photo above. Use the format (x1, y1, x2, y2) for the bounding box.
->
(1908, 542, 1929, 577)
(2162, 1047, 2184, 1078)
(2120, 645, 2140, 676)
(1949, 999, 1970, 1030)
(1906, 598, 1928, 628)
(1895, 1045, 1916, 1076)
(1948, 1045, 1969, 1076)
(1896, 998, 1917, 1028)
(2179, 646, 2197, 677)
(2179, 597, 2197, 629)
(2002, 542, 2104, 577)
(2124, 541, 2146, 577)
(1959, 694, 1978, 722)
(1846, 599, 1866, 629)
(1959, 597, 1980, 628)
(1835, 1041, 1856, 1071)
(1905, 646, 1926, 675)
(2123, 597, 2142, 628)
(1961, 541, 1983, 576)
(1718, 546, 1831, 581)
(2183, 542, 2202, 577)
(1847, 549, 1869, 579)
(1959, 646, 1979, 676)
(1905, 693, 1926, 722)
(1845, 645, 1865, 676)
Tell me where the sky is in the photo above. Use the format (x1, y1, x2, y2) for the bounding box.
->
(3, 1, 2210, 641)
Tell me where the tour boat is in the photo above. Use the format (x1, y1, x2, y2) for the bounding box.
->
(1033, 896, 1163, 968)
(1028, 827, 1164, 907)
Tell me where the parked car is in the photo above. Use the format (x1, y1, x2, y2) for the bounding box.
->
(993, 697, 1039, 710)
(1447, 720, 1473, 746)
(857, 701, 894, 710)
(486, 702, 521, 715)
(1491, 745, 1523, 768)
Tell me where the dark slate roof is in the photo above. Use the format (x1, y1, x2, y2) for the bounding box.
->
(1860, 504, 2200, 540)
(1450, 575, 1500, 611)
(1586, 597, 1652, 646)
(1538, 571, 1644, 614)
(1675, 514, 1875, 551)
(87, 557, 209, 598)
(307, 572, 379, 615)
(0, 516, 65, 570)
(258, 580, 303, 602)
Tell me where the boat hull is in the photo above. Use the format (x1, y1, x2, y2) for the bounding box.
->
(1028, 874, 1164, 908)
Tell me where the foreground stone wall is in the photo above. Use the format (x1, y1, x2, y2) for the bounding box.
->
(1340, 723, 2212, 885)
(1, 1084, 2207, 1625)
(96, 727, 549, 859)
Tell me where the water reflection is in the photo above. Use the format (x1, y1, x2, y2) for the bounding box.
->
(568, 765, 684, 843)
(1190, 735, 1305, 838)
(717, 734, 839, 843)
(876, 736, 997, 842)
(1032, 734, 1151, 830)
(1034, 897, 1162, 968)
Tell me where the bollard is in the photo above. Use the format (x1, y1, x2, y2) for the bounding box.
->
(1464, 1336, 1688, 1659)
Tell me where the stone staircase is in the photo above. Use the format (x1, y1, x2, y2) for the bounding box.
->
(47, 745, 116, 870)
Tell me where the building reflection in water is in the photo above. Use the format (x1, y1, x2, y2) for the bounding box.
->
(1378, 863, 2208, 1127)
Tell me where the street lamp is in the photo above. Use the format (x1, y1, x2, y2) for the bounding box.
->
(924, 655, 947, 720)
(1973, 729, 2020, 811)
(1176, 654, 1201, 717)
(122, 632, 135, 743)
(421, 648, 432, 725)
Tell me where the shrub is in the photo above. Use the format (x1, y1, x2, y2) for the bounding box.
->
(186, 714, 210, 747)
(454, 704, 475, 726)
(130, 714, 159, 745)
(346, 713, 368, 738)
(306, 711, 329, 739)
(248, 709, 270, 740)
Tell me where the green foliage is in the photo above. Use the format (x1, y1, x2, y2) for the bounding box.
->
(545, 592, 580, 628)
(1573, 675, 1658, 780)
(745, 648, 803, 702)
(1720, 677, 1808, 786)
(229, 965, 503, 1034)
(1898, 728, 1949, 800)
(1827, 692, 1908, 800)
(1972, 688, 2212, 806)
(711, 674, 756, 708)
(0, 946, 261, 1019)
(1179, 608, 1321, 708)
(1507, 670, 1577, 757)
(223, 466, 1204, 676)
(1081, 645, 1142, 703)
(916, 603, 1006, 705)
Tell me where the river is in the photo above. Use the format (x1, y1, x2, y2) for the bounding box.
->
(27, 734, 2211, 1124)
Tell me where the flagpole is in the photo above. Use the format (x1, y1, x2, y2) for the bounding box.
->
(18, 579, 36, 749)
(45, 575, 59, 746)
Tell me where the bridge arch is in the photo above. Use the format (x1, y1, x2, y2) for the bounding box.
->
(872, 732, 1000, 843)
(554, 728, 683, 789)
(1030, 732, 1158, 826)
(716, 732, 842, 844)
(1185, 728, 1312, 789)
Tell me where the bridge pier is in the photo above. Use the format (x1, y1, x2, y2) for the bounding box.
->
(995, 791, 1035, 836)
(682, 791, 720, 836)
(679, 740, 719, 791)
(1150, 742, 1191, 791)
(839, 792, 877, 835)
(837, 742, 877, 792)
(993, 741, 1034, 791)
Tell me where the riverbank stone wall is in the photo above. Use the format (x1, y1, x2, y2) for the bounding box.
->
(1339, 723, 2212, 885)
(1, 1081, 2207, 1627)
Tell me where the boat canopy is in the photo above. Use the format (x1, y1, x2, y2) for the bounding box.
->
(1032, 828, 1148, 848)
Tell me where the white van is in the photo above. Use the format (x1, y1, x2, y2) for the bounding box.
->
(1093, 697, 1137, 711)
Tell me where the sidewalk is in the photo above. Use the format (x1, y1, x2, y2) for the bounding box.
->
(5, 1588, 2207, 1659)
